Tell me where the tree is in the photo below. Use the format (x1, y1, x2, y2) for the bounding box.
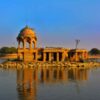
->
(9, 47, 17, 53)
(0, 47, 17, 54)
(89, 48, 100, 55)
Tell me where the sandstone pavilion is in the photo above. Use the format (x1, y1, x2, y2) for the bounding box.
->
(17, 26, 88, 62)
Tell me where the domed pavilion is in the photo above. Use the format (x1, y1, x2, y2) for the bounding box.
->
(17, 26, 38, 61)
(17, 26, 37, 49)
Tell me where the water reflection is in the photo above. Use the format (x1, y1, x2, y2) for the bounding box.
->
(16, 67, 88, 100)
(17, 69, 37, 100)
(40, 68, 68, 84)
(68, 68, 88, 81)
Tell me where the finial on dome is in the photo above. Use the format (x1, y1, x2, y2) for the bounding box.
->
(23, 25, 34, 31)
(25, 25, 29, 28)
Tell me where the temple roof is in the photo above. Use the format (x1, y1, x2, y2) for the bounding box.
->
(17, 26, 37, 40)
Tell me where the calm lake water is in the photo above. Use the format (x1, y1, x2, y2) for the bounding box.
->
(0, 66, 100, 100)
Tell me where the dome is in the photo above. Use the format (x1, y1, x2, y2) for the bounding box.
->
(17, 26, 37, 40)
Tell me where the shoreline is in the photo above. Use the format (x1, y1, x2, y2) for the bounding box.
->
(0, 60, 100, 69)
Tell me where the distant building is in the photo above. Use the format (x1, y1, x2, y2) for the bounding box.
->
(17, 26, 88, 62)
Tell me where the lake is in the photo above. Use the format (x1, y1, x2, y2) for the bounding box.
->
(0, 66, 100, 100)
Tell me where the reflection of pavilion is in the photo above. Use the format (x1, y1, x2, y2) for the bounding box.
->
(40, 68, 68, 84)
(17, 26, 88, 62)
(16, 69, 37, 100)
(16, 68, 88, 100)
(68, 68, 88, 81)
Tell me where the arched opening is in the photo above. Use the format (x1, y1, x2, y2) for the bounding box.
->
(20, 41, 23, 49)
(26, 42, 30, 49)
(25, 37, 31, 49)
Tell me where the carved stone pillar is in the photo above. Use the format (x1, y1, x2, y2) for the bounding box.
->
(49, 53, 52, 61)
(57, 52, 59, 62)
(62, 53, 65, 61)
(43, 52, 46, 62)
(75, 52, 78, 61)
(35, 51, 38, 61)
(23, 39, 26, 49)
(30, 40, 32, 49)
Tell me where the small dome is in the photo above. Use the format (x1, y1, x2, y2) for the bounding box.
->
(17, 26, 37, 40)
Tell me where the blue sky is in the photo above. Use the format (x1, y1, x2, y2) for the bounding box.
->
(0, 0, 100, 50)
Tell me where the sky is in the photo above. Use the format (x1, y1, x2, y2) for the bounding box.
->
(0, 0, 100, 50)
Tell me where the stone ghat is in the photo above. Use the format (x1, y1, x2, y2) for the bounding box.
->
(0, 61, 100, 69)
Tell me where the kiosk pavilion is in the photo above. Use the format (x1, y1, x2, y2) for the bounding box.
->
(17, 26, 88, 62)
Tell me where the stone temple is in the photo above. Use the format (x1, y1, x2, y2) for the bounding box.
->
(17, 26, 88, 62)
